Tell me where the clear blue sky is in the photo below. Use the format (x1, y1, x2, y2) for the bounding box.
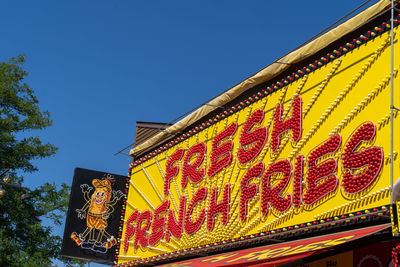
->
(0, 0, 378, 266)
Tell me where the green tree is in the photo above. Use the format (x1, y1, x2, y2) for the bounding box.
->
(0, 55, 83, 266)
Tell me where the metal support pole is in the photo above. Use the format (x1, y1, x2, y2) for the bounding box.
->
(0, 168, 10, 178)
(0, 181, 30, 191)
(391, 0, 395, 204)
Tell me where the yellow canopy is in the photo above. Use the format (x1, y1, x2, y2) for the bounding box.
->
(130, 0, 392, 156)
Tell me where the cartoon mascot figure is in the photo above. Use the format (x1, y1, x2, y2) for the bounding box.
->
(70, 176, 124, 253)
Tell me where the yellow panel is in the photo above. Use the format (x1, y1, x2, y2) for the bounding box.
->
(118, 24, 400, 265)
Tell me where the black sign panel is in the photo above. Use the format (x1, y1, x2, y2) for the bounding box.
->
(61, 168, 126, 264)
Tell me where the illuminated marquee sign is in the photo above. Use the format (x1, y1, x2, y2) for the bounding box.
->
(61, 168, 127, 264)
(118, 19, 400, 265)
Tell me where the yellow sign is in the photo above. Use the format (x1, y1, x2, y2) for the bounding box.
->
(118, 24, 400, 264)
(391, 201, 400, 236)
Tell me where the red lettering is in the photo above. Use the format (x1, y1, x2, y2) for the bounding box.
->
(123, 210, 139, 252)
(185, 187, 208, 235)
(292, 154, 305, 209)
(303, 134, 341, 205)
(149, 200, 170, 246)
(341, 122, 383, 193)
(207, 183, 231, 231)
(239, 162, 264, 222)
(165, 196, 187, 242)
(238, 109, 268, 164)
(207, 123, 238, 177)
(134, 210, 152, 250)
(261, 159, 292, 216)
(181, 142, 206, 188)
(164, 149, 185, 196)
(271, 96, 302, 152)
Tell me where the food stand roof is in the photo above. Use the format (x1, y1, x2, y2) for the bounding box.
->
(129, 0, 393, 157)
